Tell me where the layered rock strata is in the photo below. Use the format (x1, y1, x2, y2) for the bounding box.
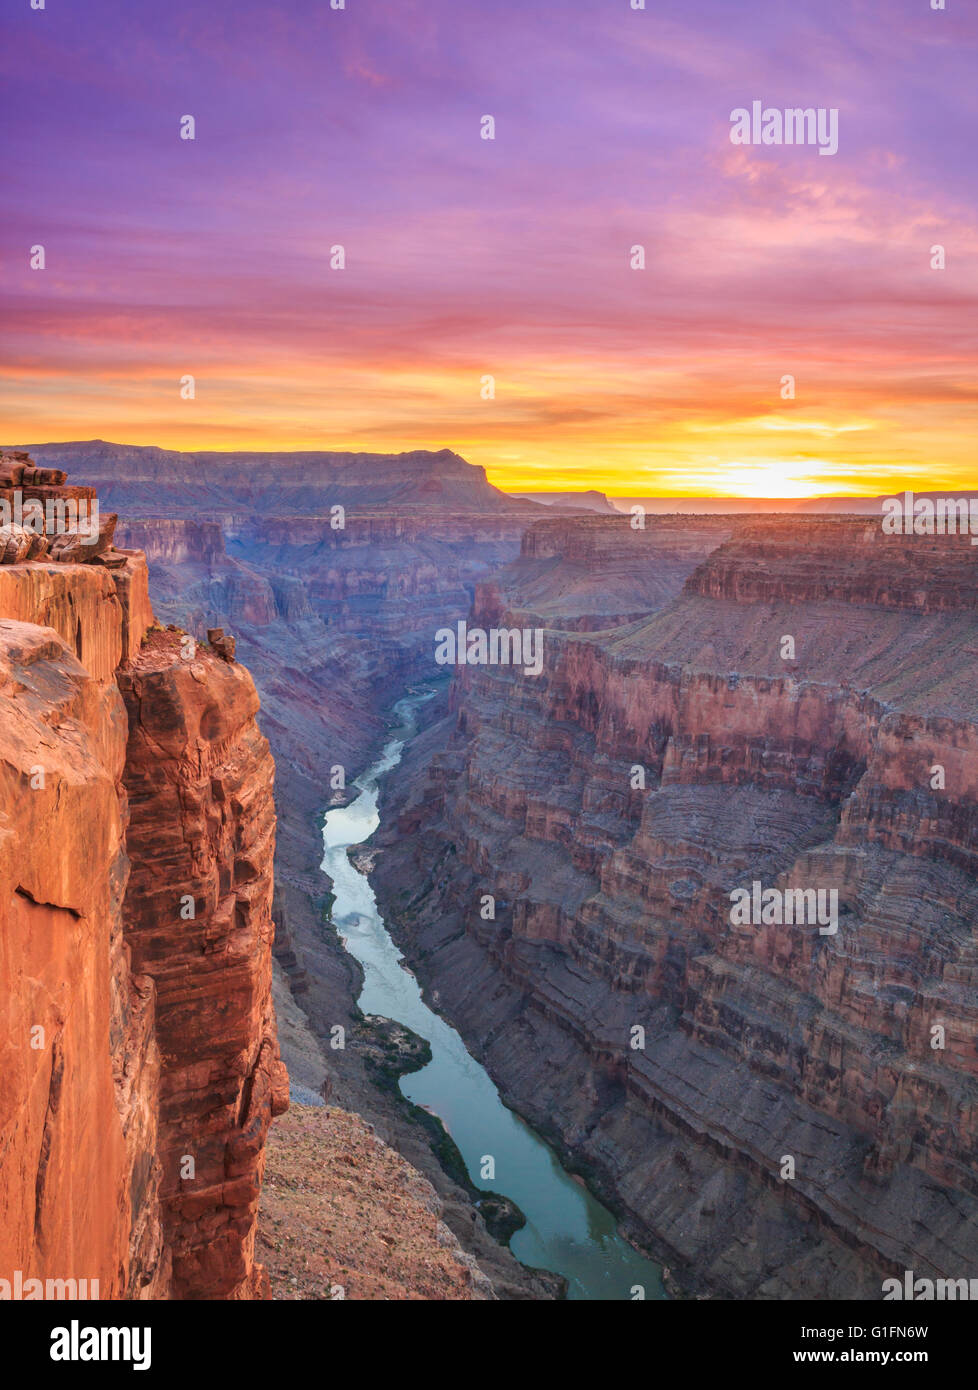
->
(0, 450, 118, 564)
(118, 629, 288, 1298)
(372, 514, 978, 1298)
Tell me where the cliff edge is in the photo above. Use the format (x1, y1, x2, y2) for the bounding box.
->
(0, 453, 289, 1299)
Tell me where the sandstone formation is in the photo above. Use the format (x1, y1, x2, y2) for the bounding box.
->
(0, 455, 287, 1300)
(0, 605, 163, 1299)
(118, 629, 287, 1297)
(0, 450, 119, 565)
(372, 513, 978, 1298)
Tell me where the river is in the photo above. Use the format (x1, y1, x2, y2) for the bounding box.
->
(321, 692, 665, 1301)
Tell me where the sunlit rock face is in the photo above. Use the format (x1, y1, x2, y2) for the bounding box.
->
(119, 633, 288, 1299)
(0, 607, 160, 1300)
(0, 460, 286, 1301)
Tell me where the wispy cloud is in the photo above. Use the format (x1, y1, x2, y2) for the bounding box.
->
(2, 0, 975, 493)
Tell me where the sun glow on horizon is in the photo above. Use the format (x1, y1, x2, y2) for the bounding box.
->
(699, 461, 844, 500)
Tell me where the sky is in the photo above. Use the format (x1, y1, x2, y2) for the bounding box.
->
(2, 0, 976, 497)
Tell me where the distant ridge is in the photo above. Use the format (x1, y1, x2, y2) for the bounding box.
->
(508, 489, 617, 514)
(7, 440, 544, 518)
(609, 492, 978, 516)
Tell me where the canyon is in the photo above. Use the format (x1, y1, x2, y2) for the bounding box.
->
(371, 512, 978, 1297)
(6, 438, 976, 1302)
(0, 445, 525, 1301)
(4, 440, 564, 1299)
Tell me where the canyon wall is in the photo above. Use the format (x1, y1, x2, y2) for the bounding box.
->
(39, 444, 537, 1106)
(0, 569, 163, 1299)
(15, 441, 974, 1301)
(104, 485, 537, 1115)
(118, 632, 288, 1297)
(372, 514, 978, 1298)
(0, 461, 287, 1299)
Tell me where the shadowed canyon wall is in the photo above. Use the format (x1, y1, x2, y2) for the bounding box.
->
(371, 514, 978, 1298)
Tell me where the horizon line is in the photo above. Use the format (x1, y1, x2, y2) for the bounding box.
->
(6, 438, 973, 504)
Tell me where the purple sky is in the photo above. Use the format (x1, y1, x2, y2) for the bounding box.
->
(2, 0, 976, 494)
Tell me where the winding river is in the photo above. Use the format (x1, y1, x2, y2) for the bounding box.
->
(321, 693, 665, 1301)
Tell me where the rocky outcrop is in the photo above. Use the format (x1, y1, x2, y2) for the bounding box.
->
(0, 450, 119, 565)
(0, 456, 287, 1300)
(372, 513, 978, 1298)
(259, 1104, 494, 1300)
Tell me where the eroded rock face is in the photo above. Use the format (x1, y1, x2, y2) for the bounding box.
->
(0, 616, 166, 1299)
(118, 633, 288, 1299)
(372, 514, 978, 1298)
(0, 469, 286, 1300)
(486, 514, 734, 630)
(687, 517, 978, 612)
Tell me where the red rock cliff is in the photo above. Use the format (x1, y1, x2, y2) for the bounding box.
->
(118, 633, 288, 1297)
(0, 456, 286, 1299)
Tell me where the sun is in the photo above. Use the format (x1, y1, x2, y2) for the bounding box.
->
(712, 460, 833, 500)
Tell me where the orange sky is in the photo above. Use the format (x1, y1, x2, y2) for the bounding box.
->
(6, 351, 974, 498)
(4, 0, 976, 498)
